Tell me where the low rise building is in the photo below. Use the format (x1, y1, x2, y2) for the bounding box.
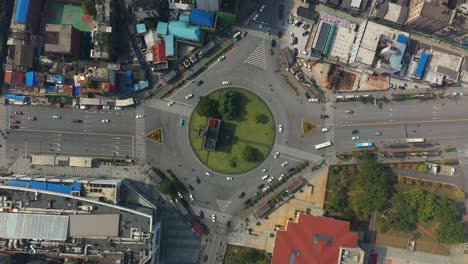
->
(423, 49, 464, 85)
(45, 24, 81, 57)
(405, 0, 454, 34)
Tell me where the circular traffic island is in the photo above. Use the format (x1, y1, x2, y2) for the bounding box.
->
(189, 88, 275, 175)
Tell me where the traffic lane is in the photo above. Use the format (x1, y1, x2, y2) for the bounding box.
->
(9, 105, 137, 134)
(6, 131, 133, 158)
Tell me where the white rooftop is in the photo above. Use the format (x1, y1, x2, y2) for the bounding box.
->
(0, 213, 68, 241)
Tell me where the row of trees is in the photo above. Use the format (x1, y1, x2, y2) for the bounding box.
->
(196, 91, 243, 120)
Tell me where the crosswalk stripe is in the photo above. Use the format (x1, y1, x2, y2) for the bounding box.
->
(275, 144, 322, 162)
(144, 99, 193, 117)
(216, 200, 232, 211)
(244, 40, 267, 70)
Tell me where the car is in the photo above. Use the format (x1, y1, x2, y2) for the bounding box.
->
(261, 167, 269, 173)
(254, 191, 260, 196)
(218, 55, 225, 61)
(322, 127, 330, 132)
(226, 177, 233, 181)
(352, 136, 360, 140)
(271, 39, 276, 48)
(211, 214, 216, 223)
(93, 105, 101, 110)
(253, 13, 259, 20)
(303, 24, 310, 30)
(259, 23, 263, 29)
(10, 120, 20, 124)
(195, 177, 201, 184)
(278, 174, 285, 181)
(257, 184, 265, 189)
(102, 105, 111, 110)
(376, 132, 383, 135)
(114, 106, 122, 110)
(295, 21, 303, 27)
(267, 177, 274, 183)
(238, 192, 246, 199)
(136, 114, 144, 119)
(199, 210, 205, 218)
(52, 115, 61, 119)
(167, 100, 175, 107)
(274, 152, 280, 159)
(179, 118, 185, 127)
(352, 129, 359, 134)
(102, 119, 110, 123)
(261, 175, 269, 180)
(345, 110, 354, 114)
(177, 192, 183, 199)
(27, 116, 37, 121)
(185, 94, 194, 100)
(287, 168, 296, 173)
(197, 80, 204, 86)
(290, 32, 294, 37)
(320, 114, 329, 119)
(302, 31, 310, 36)
(277, 31, 282, 38)
(203, 255, 208, 262)
(72, 119, 83, 123)
(305, 92, 311, 99)
(281, 161, 289, 167)
(222, 81, 231, 85)
(278, 125, 283, 133)
(10, 125, 19, 129)
(262, 186, 270, 192)
(14, 111, 24, 115)
(270, 49, 274, 56)
(189, 194, 194, 202)
(188, 184, 194, 191)
(205, 172, 213, 177)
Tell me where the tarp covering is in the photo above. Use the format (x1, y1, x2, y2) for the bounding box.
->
(115, 98, 134, 107)
(7, 180, 30, 188)
(14, 0, 30, 24)
(31, 181, 48, 190)
(136, 23, 147, 34)
(46, 183, 73, 195)
(189, 8, 215, 28)
(46, 87, 57, 93)
(5, 94, 26, 102)
(124, 71, 132, 85)
(74, 86, 81, 95)
(26, 71, 39, 87)
(415, 53, 429, 78)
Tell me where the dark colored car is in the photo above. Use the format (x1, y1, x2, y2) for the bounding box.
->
(352, 130, 359, 134)
(287, 168, 296, 173)
(270, 49, 274, 55)
(72, 119, 83, 123)
(10, 125, 19, 129)
(304, 92, 311, 99)
(271, 39, 276, 48)
(257, 184, 265, 189)
(320, 114, 329, 118)
(277, 31, 282, 38)
(10, 120, 20, 124)
(195, 177, 201, 184)
(302, 31, 310, 36)
(197, 80, 204, 86)
(188, 184, 194, 191)
(238, 192, 246, 199)
(203, 255, 208, 262)
(199, 210, 204, 218)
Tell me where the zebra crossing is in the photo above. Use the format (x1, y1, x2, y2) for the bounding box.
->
(216, 200, 232, 212)
(244, 40, 267, 70)
(144, 99, 193, 117)
(135, 108, 146, 162)
(275, 144, 322, 162)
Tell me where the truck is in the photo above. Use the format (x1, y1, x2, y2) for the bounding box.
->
(145, 167, 166, 184)
(355, 142, 374, 148)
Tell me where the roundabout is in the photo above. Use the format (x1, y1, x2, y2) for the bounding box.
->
(189, 88, 275, 175)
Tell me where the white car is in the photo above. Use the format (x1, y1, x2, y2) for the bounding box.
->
(177, 192, 183, 199)
(281, 161, 289, 167)
(278, 125, 283, 133)
(261, 167, 269, 173)
(274, 152, 280, 159)
(290, 32, 294, 37)
(114, 106, 122, 110)
(102, 105, 111, 110)
(262, 186, 270, 192)
(136, 114, 144, 119)
(352, 136, 360, 141)
(211, 214, 216, 223)
(267, 177, 274, 183)
(185, 94, 194, 100)
(205, 172, 213, 177)
(167, 100, 175, 107)
(189, 194, 194, 201)
(218, 55, 225, 61)
(101, 119, 110, 123)
(278, 174, 285, 181)
(253, 13, 259, 20)
(376, 132, 383, 136)
(222, 81, 231, 85)
(226, 177, 233, 181)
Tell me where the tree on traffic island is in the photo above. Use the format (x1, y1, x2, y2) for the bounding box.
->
(196, 96, 220, 118)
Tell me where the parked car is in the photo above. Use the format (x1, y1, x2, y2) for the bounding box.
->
(352, 129, 359, 134)
(262, 186, 270, 192)
(102, 105, 111, 110)
(345, 110, 354, 114)
(238, 192, 246, 199)
(376, 132, 383, 135)
(271, 39, 276, 48)
(72, 119, 83, 123)
(205, 172, 213, 177)
(167, 100, 175, 107)
(179, 118, 185, 127)
(278, 125, 283, 133)
(102, 119, 110, 123)
(27, 117, 36, 121)
(302, 31, 310, 36)
(257, 184, 265, 189)
(281, 161, 289, 167)
(10, 120, 20, 124)
(136, 114, 144, 119)
(261, 167, 269, 173)
(114, 106, 122, 110)
(185, 94, 194, 100)
(211, 214, 216, 223)
(52, 115, 61, 119)
(197, 80, 204, 86)
(218, 55, 225, 61)
(274, 152, 280, 159)
(287, 168, 296, 173)
(352, 136, 359, 140)
(278, 174, 285, 181)
(188, 184, 194, 191)
(226, 177, 233, 181)
(222, 81, 231, 85)
(14, 111, 24, 115)
(177, 192, 183, 199)
(10, 125, 19, 129)
(267, 177, 274, 183)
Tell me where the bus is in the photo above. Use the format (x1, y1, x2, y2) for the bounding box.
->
(406, 138, 425, 143)
(315, 141, 332, 150)
(233, 32, 242, 42)
(355, 142, 374, 148)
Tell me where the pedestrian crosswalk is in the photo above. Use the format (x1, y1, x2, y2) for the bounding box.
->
(135, 108, 146, 162)
(275, 144, 322, 162)
(144, 99, 193, 117)
(216, 200, 232, 212)
(244, 40, 267, 70)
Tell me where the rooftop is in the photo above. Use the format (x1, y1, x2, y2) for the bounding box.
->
(272, 214, 360, 264)
(0, 213, 68, 241)
(45, 24, 76, 54)
(424, 49, 464, 84)
(69, 214, 119, 238)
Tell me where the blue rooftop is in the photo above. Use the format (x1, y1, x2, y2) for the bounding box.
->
(156, 22, 169, 35)
(415, 52, 429, 78)
(168, 21, 202, 42)
(189, 8, 215, 28)
(136, 23, 147, 34)
(5, 94, 26, 102)
(396, 34, 409, 45)
(26, 71, 38, 87)
(14, 0, 30, 24)
(165, 35, 175, 57)
(179, 15, 190, 23)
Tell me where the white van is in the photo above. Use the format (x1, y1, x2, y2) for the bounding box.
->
(309, 98, 319, 103)
(322, 127, 330, 132)
(80, 105, 88, 110)
(261, 175, 269, 180)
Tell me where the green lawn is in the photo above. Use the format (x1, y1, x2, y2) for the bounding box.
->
(189, 88, 275, 174)
(223, 245, 270, 264)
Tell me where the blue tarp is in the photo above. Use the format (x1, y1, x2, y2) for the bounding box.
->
(31, 181, 48, 191)
(165, 35, 175, 57)
(74, 86, 81, 95)
(136, 23, 147, 34)
(14, 0, 30, 24)
(53, 75, 63, 84)
(168, 21, 202, 42)
(72, 182, 81, 192)
(46, 183, 72, 195)
(5, 94, 26, 102)
(189, 9, 215, 28)
(46, 87, 57, 93)
(415, 53, 429, 78)
(26, 71, 38, 87)
(396, 34, 409, 45)
(124, 71, 132, 85)
(156, 22, 168, 35)
(8, 180, 30, 188)
(134, 80, 149, 91)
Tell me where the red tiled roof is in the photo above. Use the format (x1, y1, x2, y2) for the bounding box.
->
(152, 44, 167, 63)
(272, 214, 358, 264)
(4, 71, 12, 84)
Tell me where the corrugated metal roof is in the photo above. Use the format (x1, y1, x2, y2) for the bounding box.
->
(156, 22, 168, 35)
(189, 8, 215, 28)
(14, 0, 30, 24)
(314, 22, 331, 52)
(4, 71, 12, 84)
(168, 21, 202, 42)
(0, 213, 68, 241)
(165, 35, 175, 57)
(69, 157, 93, 168)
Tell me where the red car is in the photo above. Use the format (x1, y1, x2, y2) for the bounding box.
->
(277, 31, 282, 38)
(93, 105, 102, 110)
(10, 120, 20, 124)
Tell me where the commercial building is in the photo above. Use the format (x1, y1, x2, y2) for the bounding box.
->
(433, 7, 468, 46)
(30, 155, 94, 168)
(405, 0, 454, 34)
(196, 0, 221, 12)
(189, 8, 216, 29)
(272, 214, 364, 264)
(375, 0, 409, 25)
(45, 24, 82, 57)
(423, 49, 464, 85)
(131, 0, 161, 20)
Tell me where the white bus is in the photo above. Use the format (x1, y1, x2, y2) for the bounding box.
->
(315, 141, 332, 150)
(406, 138, 425, 143)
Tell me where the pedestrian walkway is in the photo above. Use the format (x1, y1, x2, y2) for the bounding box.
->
(135, 108, 146, 162)
(144, 99, 193, 117)
(216, 200, 232, 212)
(244, 40, 267, 70)
(275, 144, 322, 162)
